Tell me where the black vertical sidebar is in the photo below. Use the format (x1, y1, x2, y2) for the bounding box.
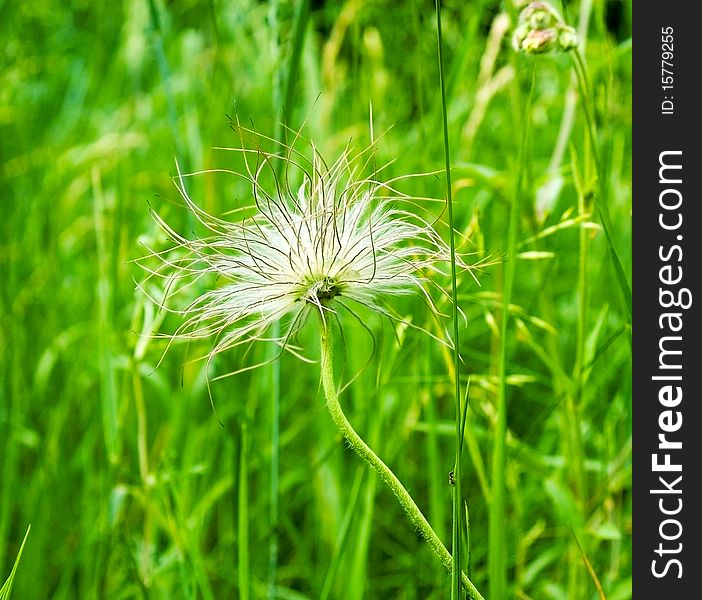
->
(633, 2, 701, 597)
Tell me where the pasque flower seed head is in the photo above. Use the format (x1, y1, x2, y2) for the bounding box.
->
(139, 134, 475, 370)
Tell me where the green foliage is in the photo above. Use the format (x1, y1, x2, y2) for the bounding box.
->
(1, 0, 631, 598)
(0, 526, 30, 600)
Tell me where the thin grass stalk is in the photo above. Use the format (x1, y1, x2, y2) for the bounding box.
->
(571, 50, 631, 322)
(145, 0, 187, 170)
(92, 167, 121, 595)
(272, 0, 310, 153)
(267, 2, 282, 593)
(93, 168, 119, 464)
(319, 466, 365, 600)
(424, 337, 447, 545)
(563, 148, 590, 599)
(0, 525, 30, 598)
(266, 286, 281, 596)
(0, 336, 21, 575)
(238, 423, 250, 600)
(348, 422, 380, 599)
(267, 3, 310, 596)
(488, 65, 535, 600)
(434, 1, 465, 596)
(543, 0, 594, 199)
(318, 318, 484, 600)
(563, 395, 584, 598)
(132, 366, 153, 583)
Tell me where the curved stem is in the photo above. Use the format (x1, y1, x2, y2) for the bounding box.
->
(318, 318, 484, 600)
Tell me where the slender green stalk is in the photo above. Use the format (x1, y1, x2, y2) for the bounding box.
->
(266, 332, 280, 600)
(0, 524, 30, 598)
(564, 139, 589, 600)
(573, 151, 589, 493)
(544, 0, 594, 195)
(132, 367, 153, 584)
(238, 423, 250, 600)
(92, 167, 121, 596)
(268, 3, 310, 596)
(318, 319, 484, 600)
(488, 65, 535, 600)
(93, 168, 120, 464)
(424, 338, 447, 544)
(571, 49, 631, 322)
(0, 334, 21, 575)
(320, 466, 365, 600)
(145, 0, 187, 170)
(434, 1, 465, 596)
(267, 3, 283, 593)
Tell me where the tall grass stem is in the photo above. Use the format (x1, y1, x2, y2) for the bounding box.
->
(434, 2, 466, 596)
(571, 50, 631, 321)
(238, 423, 250, 600)
(268, 3, 310, 597)
(488, 65, 535, 599)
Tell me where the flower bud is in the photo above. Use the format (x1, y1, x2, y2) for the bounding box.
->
(513, 2, 579, 55)
(519, 2, 558, 30)
(520, 28, 558, 54)
(557, 25, 579, 51)
(512, 22, 531, 51)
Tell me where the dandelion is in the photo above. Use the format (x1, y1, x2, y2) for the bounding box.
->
(139, 131, 485, 599)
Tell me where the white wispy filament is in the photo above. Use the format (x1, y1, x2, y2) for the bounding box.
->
(140, 139, 472, 372)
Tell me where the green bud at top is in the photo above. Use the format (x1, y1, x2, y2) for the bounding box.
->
(557, 24, 579, 51)
(513, 2, 579, 55)
(519, 1, 559, 30)
(512, 22, 531, 51)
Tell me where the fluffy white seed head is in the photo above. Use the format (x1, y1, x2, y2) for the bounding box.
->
(138, 134, 477, 371)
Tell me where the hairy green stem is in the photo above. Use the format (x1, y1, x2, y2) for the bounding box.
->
(318, 319, 484, 600)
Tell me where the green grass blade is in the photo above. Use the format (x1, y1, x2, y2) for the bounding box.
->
(238, 423, 250, 600)
(434, 1, 464, 596)
(572, 50, 632, 321)
(269, 3, 310, 596)
(320, 466, 365, 600)
(0, 525, 30, 600)
(489, 64, 535, 600)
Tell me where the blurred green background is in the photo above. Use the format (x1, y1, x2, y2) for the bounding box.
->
(1, 0, 631, 598)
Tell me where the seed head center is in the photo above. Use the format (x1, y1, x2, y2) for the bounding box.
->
(307, 275, 343, 303)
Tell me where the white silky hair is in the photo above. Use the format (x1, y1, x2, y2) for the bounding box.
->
(138, 135, 476, 372)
